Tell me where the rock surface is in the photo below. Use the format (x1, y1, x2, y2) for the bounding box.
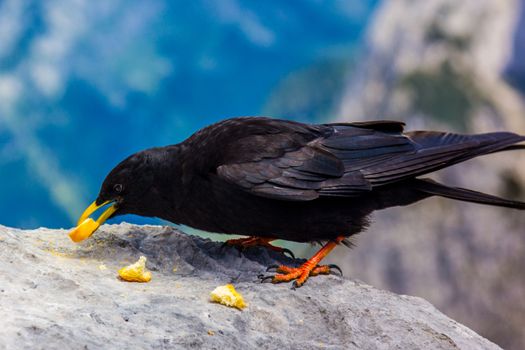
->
(0, 224, 500, 350)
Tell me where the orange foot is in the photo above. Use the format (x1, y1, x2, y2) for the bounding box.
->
(259, 263, 342, 288)
(258, 236, 345, 288)
(223, 236, 295, 259)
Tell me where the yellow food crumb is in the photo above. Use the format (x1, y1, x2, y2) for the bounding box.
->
(207, 330, 215, 336)
(98, 264, 107, 271)
(172, 267, 178, 273)
(69, 218, 100, 242)
(118, 256, 152, 283)
(210, 284, 246, 310)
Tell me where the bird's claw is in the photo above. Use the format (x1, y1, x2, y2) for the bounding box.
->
(257, 274, 274, 283)
(266, 264, 279, 272)
(222, 237, 294, 259)
(327, 264, 343, 276)
(281, 248, 295, 259)
(259, 263, 343, 288)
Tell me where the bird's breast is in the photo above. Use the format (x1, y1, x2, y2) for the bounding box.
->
(161, 175, 371, 242)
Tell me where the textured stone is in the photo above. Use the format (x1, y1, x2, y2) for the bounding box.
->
(0, 224, 499, 349)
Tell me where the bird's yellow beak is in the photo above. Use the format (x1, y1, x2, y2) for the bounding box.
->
(68, 200, 118, 242)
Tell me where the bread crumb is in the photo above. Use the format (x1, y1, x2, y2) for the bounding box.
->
(69, 218, 99, 242)
(210, 284, 246, 310)
(118, 256, 152, 282)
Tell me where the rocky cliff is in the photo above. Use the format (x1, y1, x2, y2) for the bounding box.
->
(335, 1, 525, 349)
(0, 224, 499, 349)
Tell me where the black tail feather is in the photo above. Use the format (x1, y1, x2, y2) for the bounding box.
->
(489, 144, 525, 154)
(411, 178, 525, 210)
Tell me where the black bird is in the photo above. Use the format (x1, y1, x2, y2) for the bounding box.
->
(72, 117, 525, 287)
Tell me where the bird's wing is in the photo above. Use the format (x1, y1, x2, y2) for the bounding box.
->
(216, 133, 360, 201)
(215, 118, 525, 201)
(215, 120, 406, 201)
(318, 126, 525, 196)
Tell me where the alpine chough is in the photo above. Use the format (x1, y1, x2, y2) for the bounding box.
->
(72, 117, 525, 287)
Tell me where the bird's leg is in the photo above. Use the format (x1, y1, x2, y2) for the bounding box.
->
(260, 236, 344, 288)
(224, 236, 262, 247)
(223, 237, 295, 258)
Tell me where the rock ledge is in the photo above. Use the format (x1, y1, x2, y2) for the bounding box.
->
(0, 224, 499, 349)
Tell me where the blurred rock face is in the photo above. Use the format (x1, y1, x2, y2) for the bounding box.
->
(334, 0, 525, 349)
(505, 1, 525, 93)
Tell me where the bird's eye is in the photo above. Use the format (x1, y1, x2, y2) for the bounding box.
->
(114, 184, 123, 193)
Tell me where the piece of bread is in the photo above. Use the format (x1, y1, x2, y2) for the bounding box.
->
(69, 218, 100, 242)
(210, 284, 246, 310)
(118, 256, 152, 282)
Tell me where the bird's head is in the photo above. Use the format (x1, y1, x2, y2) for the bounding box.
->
(69, 151, 156, 242)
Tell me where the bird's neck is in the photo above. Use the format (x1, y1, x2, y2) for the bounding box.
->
(133, 146, 186, 220)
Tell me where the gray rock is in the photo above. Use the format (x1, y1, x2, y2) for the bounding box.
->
(0, 224, 500, 350)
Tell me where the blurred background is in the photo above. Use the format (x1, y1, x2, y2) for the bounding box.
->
(1, 0, 524, 348)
